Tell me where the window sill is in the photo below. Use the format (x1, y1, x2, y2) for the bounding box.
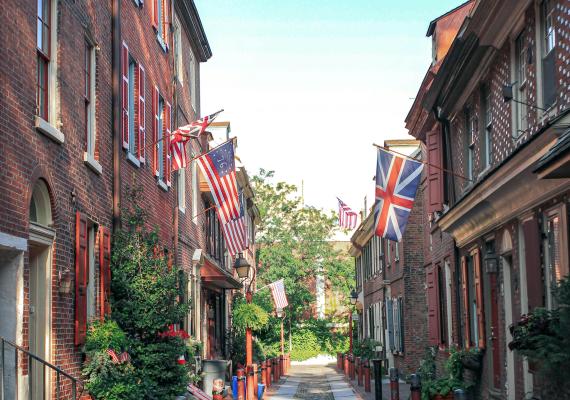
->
(126, 152, 141, 168)
(84, 152, 102, 175)
(477, 166, 491, 179)
(156, 34, 168, 53)
(179, 206, 186, 214)
(35, 116, 64, 144)
(158, 180, 169, 192)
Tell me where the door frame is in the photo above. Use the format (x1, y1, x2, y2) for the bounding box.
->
(501, 253, 516, 400)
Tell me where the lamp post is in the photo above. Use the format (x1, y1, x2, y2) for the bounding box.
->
(234, 254, 254, 400)
(277, 308, 285, 375)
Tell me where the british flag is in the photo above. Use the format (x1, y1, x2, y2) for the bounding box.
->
(374, 147, 423, 242)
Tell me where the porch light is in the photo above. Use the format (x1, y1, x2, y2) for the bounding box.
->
(350, 290, 358, 305)
(233, 253, 251, 279)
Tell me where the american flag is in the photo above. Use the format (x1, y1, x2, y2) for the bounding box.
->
(268, 279, 289, 309)
(374, 147, 423, 242)
(171, 141, 187, 172)
(337, 198, 358, 229)
(222, 190, 248, 256)
(106, 349, 120, 364)
(196, 140, 240, 226)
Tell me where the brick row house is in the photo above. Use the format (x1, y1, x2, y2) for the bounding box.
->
(0, 0, 257, 398)
(350, 140, 427, 376)
(405, 0, 570, 399)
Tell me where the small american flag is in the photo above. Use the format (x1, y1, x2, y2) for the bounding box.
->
(118, 351, 131, 363)
(222, 190, 248, 256)
(196, 140, 240, 226)
(106, 349, 120, 364)
(171, 141, 187, 172)
(337, 198, 358, 229)
(268, 279, 289, 309)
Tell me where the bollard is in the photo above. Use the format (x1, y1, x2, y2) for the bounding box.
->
(237, 368, 246, 400)
(410, 374, 421, 400)
(280, 355, 284, 376)
(273, 358, 279, 383)
(349, 355, 356, 380)
(232, 376, 238, 398)
(258, 383, 266, 400)
(260, 361, 267, 385)
(453, 388, 468, 400)
(267, 359, 272, 387)
(364, 359, 371, 393)
(389, 367, 399, 400)
(337, 352, 341, 369)
(344, 354, 349, 376)
(247, 365, 255, 400)
(357, 357, 363, 386)
(372, 359, 383, 400)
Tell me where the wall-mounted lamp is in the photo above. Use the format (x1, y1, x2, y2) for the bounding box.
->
(58, 267, 73, 294)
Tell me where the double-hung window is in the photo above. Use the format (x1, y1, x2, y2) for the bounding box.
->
(84, 40, 98, 171)
(128, 59, 136, 156)
(514, 32, 528, 136)
(481, 85, 492, 170)
(122, 43, 146, 165)
(543, 204, 569, 310)
(157, 96, 164, 179)
(36, 0, 51, 121)
(540, 0, 557, 108)
(153, 0, 169, 51)
(464, 108, 475, 181)
(153, 87, 171, 189)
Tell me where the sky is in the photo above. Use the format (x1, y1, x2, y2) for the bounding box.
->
(195, 0, 463, 218)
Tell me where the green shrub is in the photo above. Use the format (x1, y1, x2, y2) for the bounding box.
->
(353, 338, 381, 360)
(228, 327, 266, 371)
(84, 320, 129, 355)
(232, 301, 269, 333)
(291, 328, 320, 361)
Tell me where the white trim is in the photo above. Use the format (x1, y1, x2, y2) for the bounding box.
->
(35, 116, 64, 144)
(127, 151, 141, 168)
(517, 222, 534, 397)
(502, 255, 516, 400)
(84, 152, 102, 175)
(158, 179, 168, 192)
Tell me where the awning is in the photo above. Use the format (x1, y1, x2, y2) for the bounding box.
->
(200, 255, 242, 290)
(534, 128, 570, 179)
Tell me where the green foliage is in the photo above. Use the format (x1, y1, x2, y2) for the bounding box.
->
(287, 319, 349, 361)
(509, 276, 570, 397)
(352, 338, 381, 360)
(232, 301, 269, 332)
(83, 187, 191, 399)
(227, 327, 266, 370)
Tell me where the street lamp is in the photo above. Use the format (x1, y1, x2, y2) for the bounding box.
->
(350, 289, 358, 305)
(348, 289, 357, 356)
(276, 308, 285, 358)
(234, 253, 251, 279)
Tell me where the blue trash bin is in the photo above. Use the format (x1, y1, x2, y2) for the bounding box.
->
(257, 383, 266, 400)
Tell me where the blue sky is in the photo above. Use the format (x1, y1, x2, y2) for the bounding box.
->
(195, 0, 463, 220)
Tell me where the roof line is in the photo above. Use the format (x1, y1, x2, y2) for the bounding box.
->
(426, 0, 474, 37)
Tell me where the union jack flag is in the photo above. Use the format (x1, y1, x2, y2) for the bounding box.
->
(374, 147, 423, 242)
(196, 140, 240, 226)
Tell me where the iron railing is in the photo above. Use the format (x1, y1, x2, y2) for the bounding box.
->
(0, 336, 83, 400)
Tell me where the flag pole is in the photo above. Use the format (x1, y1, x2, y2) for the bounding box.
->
(372, 143, 473, 182)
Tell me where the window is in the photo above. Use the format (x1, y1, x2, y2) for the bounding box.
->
(192, 157, 199, 220)
(461, 250, 485, 349)
(540, 0, 557, 108)
(153, 0, 169, 51)
(157, 96, 164, 179)
(188, 54, 197, 112)
(206, 201, 227, 269)
(84, 41, 98, 168)
(480, 85, 492, 170)
(153, 87, 171, 188)
(395, 241, 400, 262)
(444, 261, 453, 346)
(437, 264, 448, 346)
(543, 204, 569, 310)
(36, 0, 51, 120)
(122, 43, 146, 164)
(464, 108, 476, 181)
(178, 168, 186, 212)
(174, 15, 183, 84)
(514, 31, 528, 135)
(128, 58, 136, 155)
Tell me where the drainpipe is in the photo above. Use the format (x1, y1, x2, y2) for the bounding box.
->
(112, 0, 121, 233)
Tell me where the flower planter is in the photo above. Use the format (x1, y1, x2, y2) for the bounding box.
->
(461, 354, 482, 371)
(431, 394, 453, 400)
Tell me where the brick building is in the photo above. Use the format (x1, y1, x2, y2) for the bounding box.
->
(407, 0, 570, 399)
(0, 0, 257, 397)
(350, 140, 426, 376)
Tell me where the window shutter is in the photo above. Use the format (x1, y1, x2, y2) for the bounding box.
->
(165, 101, 172, 186)
(121, 42, 129, 149)
(399, 297, 404, 353)
(138, 64, 146, 162)
(524, 217, 544, 310)
(426, 265, 439, 345)
(542, 50, 556, 108)
(473, 249, 485, 348)
(163, 0, 170, 48)
(461, 256, 471, 348)
(75, 212, 88, 346)
(99, 226, 111, 320)
(427, 129, 443, 213)
(153, 86, 159, 177)
(152, 0, 159, 29)
(386, 299, 394, 350)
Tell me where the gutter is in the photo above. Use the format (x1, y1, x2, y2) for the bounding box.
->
(112, 0, 121, 233)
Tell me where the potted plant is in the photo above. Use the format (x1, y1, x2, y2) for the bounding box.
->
(460, 348, 482, 371)
(425, 377, 457, 400)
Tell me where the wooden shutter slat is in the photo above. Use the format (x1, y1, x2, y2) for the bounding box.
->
(427, 129, 443, 213)
(99, 226, 111, 320)
(121, 42, 129, 149)
(524, 217, 544, 310)
(473, 249, 485, 349)
(153, 86, 159, 177)
(138, 64, 146, 162)
(461, 256, 471, 348)
(75, 212, 88, 345)
(165, 101, 172, 186)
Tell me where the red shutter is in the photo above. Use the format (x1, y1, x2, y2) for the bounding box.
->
(152, 0, 159, 29)
(121, 42, 129, 150)
(153, 86, 159, 177)
(473, 249, 485, 349)
(461, 256, 471, 348)
(524, 217, 544, 310)
(426, 264, 440, 345)
(75, 212, 88, 346)
(163, 0, 170, 48)
(138, 64, 146, 162)
(427, 128, 443, 213)
(165, 100, 172, 186)
(99, 226, 111, 320)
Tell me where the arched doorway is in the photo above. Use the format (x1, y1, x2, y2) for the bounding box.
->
(28, 179, 54, 399)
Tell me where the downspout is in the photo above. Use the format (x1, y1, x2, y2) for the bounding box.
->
(112, 0, 121, 233)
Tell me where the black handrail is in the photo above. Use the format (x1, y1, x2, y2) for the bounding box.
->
(1, 336, 83, 400)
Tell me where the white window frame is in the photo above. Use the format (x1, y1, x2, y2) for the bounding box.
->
(188, 53, 197, 113)
(83, 40, 101, 174)
(178, 167, 186, 213)
(174, 14, 183, 85)
(191, 156, 199, 222)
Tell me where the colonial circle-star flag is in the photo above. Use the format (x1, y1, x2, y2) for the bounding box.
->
(374, 147, 423, 242)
